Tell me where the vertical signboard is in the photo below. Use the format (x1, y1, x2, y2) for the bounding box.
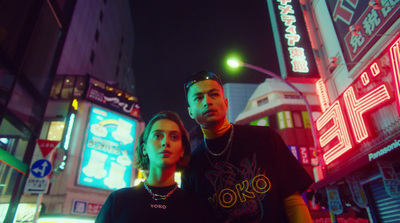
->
(268, 0, 319, 79)
(326, 0, 400, 71)
(77, 106, 137, 190)
(378, 161, 400, 198)
(326, 185, 343, 215)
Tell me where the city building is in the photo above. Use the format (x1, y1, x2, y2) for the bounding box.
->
(223, 83, 258, 123)
(0, 1, 141, 222)
(234, 0, 400, 222)
(302, 0, 400, 222)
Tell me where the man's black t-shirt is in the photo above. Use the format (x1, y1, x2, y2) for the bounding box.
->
(96, 182, 216, 223)
(182, 124, 313, 223)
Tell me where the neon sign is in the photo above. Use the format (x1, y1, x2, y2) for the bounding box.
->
(268, 0, 318, 79)
(316, 36, 400, 165)
(316, 79, 330, 112)
(278, 1, 308, 73)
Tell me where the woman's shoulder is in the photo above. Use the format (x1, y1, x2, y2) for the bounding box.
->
(111, 184, 143, 197)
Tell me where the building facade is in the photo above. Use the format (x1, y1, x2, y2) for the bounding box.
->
(303, 0, 400, 222)
(236, 0, 400, 222)
(0, 0, 140, 222)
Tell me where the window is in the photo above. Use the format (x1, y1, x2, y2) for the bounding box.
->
(292, 111, 303, 128)
(60, 75, 76, 99)
(257, 97, 268, 106)
(49, 75, 64, 98)
(73, 76, 87, 97)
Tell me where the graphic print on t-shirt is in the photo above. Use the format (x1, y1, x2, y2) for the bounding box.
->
(205, 154, 271, 222)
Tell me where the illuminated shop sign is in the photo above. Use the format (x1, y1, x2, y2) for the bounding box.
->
(316, 36, 400, 165)
(86, 85, 140, 118)
(77, 106, 137, 190)
(326, 0, 400, 71)
(268, 0, 318, 79)
(368, 138, 400, 161)
(288, 145, 318, 166)
(72, 200, 103, 216)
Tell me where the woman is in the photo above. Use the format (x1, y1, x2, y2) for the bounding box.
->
(96, 111, 215, 223)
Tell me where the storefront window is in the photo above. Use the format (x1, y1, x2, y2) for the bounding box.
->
(60, 76, 76, 99)
(49, 75, 64, 99)
(74, 76, 87, 97)
(0, 117, 30, 204)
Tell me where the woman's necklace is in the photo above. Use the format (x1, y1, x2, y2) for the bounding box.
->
(143, 182, 178, 201)
(204, 124, 234, 156)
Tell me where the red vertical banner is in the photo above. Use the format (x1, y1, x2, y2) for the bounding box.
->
(309, 147, 318, 166)
(299, 146, 311, 165)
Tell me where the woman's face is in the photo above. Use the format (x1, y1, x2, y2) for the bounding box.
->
(144, 119, 184, 170)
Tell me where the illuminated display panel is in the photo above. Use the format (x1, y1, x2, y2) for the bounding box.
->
(269, 0, 318, 79)
(316, 35, 400, 165)
(77, 106, 137, 190)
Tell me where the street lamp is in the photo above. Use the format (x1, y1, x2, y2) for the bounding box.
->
(227, 59, 320, 157)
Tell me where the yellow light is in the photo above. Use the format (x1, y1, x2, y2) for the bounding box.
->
(72, 99, 78, 111)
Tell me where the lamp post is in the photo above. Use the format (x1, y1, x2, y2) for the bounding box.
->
(227, 59, 320, 157)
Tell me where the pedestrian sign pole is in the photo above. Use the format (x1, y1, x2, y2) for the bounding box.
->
(27, 139, 59, 223)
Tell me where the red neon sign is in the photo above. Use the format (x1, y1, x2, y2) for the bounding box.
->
(316, 79, 330, 112)
(343, 84, 392, 143)
(316, 36, 400, 165)
(316, 101, 352, 165)
(390, 37, 400, 116)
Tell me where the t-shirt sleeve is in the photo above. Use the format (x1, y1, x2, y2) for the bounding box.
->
(269, 128, 314, 199)
(95, 193, 114, 223)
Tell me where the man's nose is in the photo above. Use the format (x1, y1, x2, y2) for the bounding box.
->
(203, 95, 212, 107)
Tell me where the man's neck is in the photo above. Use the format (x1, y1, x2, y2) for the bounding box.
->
(201, 118, 231, 139)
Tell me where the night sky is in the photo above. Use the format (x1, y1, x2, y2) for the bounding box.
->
(131, 0, 279, 130)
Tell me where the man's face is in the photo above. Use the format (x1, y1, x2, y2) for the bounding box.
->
(187, 80, 228, 128)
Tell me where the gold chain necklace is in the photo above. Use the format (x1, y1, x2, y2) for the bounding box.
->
(204, 124, 234, 156)
(143, 182, 178, 201)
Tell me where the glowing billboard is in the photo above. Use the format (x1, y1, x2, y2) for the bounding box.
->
(316, 35, 400, 165)
(77, 106, 137, 190)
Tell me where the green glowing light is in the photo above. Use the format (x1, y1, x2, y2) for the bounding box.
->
(227, 59, 240, 68)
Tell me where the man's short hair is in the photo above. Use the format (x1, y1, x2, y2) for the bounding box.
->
(184, 71, 223, 99)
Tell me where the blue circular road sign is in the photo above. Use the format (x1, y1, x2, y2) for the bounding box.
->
(31, 159, 52, 178)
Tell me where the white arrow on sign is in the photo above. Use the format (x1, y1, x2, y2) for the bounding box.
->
(32, 161, 48, 177)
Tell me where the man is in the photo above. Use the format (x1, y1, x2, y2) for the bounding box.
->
(182, 71, 313, 223)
